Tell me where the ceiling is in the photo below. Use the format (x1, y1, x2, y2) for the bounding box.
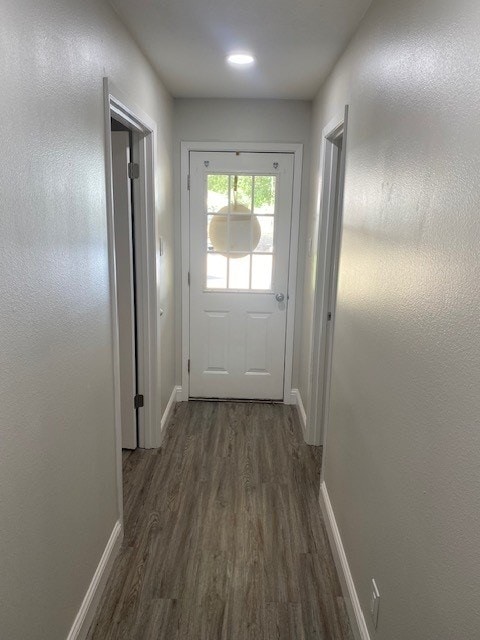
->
(110, 0, 372, 99)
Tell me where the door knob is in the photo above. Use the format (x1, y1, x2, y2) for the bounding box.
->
(275, 293, 285, 302)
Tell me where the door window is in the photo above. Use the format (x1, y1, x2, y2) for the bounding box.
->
(206, 174, 277, 291)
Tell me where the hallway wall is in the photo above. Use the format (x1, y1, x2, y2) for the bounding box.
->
(173, 98, 312, 393)
(302, 0, 480, 637)
(0, 1, 173, 638)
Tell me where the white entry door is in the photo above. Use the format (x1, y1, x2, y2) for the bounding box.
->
(189, 151, 294, 400)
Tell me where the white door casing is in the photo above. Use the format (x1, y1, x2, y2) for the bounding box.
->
(307, 107, 348, 447)
(189, 151, 294, 400)
(104, 78, 160, 530)
(111, 131, 137, 449)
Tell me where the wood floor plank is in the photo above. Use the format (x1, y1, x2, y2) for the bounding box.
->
(265, 602, 306, 640)
(87, 401, 353, 640)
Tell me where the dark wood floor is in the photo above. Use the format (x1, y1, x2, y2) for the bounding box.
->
(87, 401, 353, 640)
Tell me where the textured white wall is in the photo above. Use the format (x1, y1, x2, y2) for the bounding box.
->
(0, 1, 173, 638)
(173, 98, 312, 390)
(301, 0, 480, 637)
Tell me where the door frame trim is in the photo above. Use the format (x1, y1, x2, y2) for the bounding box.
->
(103, 78, 160, 523)
(180, 141, 303, 403)
(306, 107, 348, 446)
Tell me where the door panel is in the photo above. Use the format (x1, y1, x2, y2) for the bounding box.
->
(204, 310, 229, 372)
(111, 131, 137, 449)
(245, 312, 271, 374)
(189, 151, 294, 400)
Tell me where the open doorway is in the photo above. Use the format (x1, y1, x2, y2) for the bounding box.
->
(307, 108, 348, 448)
(103, 78, 160, 524)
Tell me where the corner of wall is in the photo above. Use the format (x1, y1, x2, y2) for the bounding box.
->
(158, 385, 180, 445)
(290, 388, 307, 440)
(319, 482, 370, 640)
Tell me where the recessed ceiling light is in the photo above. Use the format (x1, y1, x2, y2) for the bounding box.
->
(227, 53, 255, 66)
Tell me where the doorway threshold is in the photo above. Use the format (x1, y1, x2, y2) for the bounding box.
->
(189, 397, 283, 404)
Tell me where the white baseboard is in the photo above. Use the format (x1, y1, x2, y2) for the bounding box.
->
(175, 385, 187, 402)
(319, 482, 371, 640)
(67, 520, 122, 640)
(290, 388, 307, 439)
(159, 385, 179, 444)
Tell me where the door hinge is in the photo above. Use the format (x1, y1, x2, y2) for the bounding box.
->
(187, 174, 190, 190)
(134, 394, 144, 409)
(187, 271, 190, 286)
(327, 312, 332, 321)
(188, 359, 190, 373)
(128, 162, 140, 179)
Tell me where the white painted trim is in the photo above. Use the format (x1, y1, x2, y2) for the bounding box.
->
(103, 79, 124, 524)
(180, 141, 303, 403)
(183, 142, 304, 153)
(285, 388, 298, 405)
(180, 145, 190, 401)
(290, 388, 307, 438)
(107, 80, 157, 134)
(104, 78, 160, 451)
(319, 482, 371, 640)
(159, 385, 178, 443)
(176, 385, 186, 402)
(306, 107, 349, 446)
(67, 521, 123, 640)
(283, 147, 303, 403)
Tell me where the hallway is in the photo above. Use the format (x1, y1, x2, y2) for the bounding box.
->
(87, 402, 352, 639)
(5, 0, 480, 637)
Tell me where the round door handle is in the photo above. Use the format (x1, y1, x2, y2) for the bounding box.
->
(275, 293, 285, 302)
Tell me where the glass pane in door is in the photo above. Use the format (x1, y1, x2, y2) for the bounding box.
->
(205, 173, 277, 291)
